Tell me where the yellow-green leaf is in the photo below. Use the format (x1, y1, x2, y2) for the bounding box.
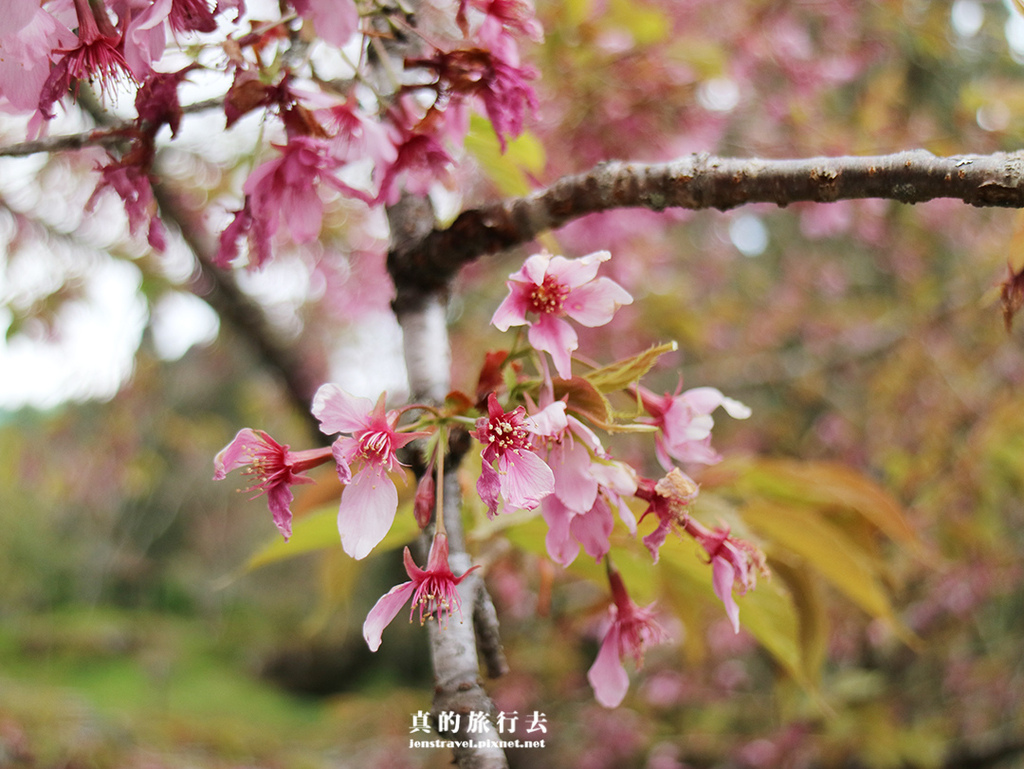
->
(742, 500, 897, 624)
(585, 341, 678, 394)
(465, 114, 545, 198)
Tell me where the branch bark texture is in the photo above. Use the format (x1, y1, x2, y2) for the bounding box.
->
(389, 150, 1024, 292)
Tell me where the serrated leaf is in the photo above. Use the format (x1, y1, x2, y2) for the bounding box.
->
(585, 341, 678, 394)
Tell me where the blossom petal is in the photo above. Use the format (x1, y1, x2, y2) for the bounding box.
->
(563, 276, 633, 327)
(363, 580, 416, 651)
(267, 482, 295, 541)
(588, 622, 630, 708)
(572, 497, 614, 562)
(312, 384, 374, 435)
(524, 400, 568, 438)
(541, 496, 580, 566)
(712, 555, 741, 633)
(490, 285, 530, 330)
(527, 314, 577, 379)
(477, 459, 502, 518)
(338, 466, 398, 560)
(547, 250, 609, 289)
(499, 449, 555, 511)
(550, 438, 598, 512)
(213, 428, 264, 479)
(518, 251, 551, 285)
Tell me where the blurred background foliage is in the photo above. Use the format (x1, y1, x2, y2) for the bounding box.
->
(3, 0, 1024, 767)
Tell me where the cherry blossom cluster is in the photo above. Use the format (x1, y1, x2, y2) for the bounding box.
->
(214, 248, 765, 708)
(0, 0, 541, 263)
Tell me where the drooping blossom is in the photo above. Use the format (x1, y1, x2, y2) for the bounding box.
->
(38, 0, 136, 119)
(217, 136, 367, 269)
(635, 468, 766, 632)
(363, 534, 480, 651)
(469, 0, 544, 45)
(474, 392, 565, 517)
(690, 523, 766, 634)
(635, 468, 700, 562)
(542, 459, 637, 566)
(374, 126, 454, 206)
(318, 98, 397, 167)
(637, 384, 751, 469)
(86, 150, 167, 251)
(491, 250, 633, 379)
(587, 566, 670, 708)
(413, 45, 538, 151)
(168, 0, 219, 33)
(311, 385, 427, 560)
(213, 428, 335, 540)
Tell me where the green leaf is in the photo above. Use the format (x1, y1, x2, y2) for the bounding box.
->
(770, 556, 828, 683)
(465, 114, 546, 198)
(742, 500, 899, 625)
(584, 341, 679, 394)
(715, 458, 921, 552)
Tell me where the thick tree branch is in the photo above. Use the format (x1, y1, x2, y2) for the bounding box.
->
(389, 150, 1024, 291)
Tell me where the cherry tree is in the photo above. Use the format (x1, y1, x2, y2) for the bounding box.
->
(3, 1, 1024, 767)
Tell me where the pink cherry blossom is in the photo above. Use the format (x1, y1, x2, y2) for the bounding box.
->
(213, 428, 335, 540)
(635, 468, 700, 562)
(168, 0, 219, 33)
(312, 385, 427, 560)
(374, 128, 453, 206)
(217, 136, 368, 269)
(470, 0, 544, 45)
(363, 533, 480, 651)
(119, 0, 171, 79)
(0, 6, 73, 114)
(542, 459, 637, 566)
(474, 393, 564, 517)
(86, 154, 167, 251)
(587, 567, 670, 708)
(691, 524, 766, 634)
(39, 0, 136, 119)
(318, 98, 397, 167)
(414, 45, 538, 151)
(491, 250, 633, 379)
(637, 383, 751, 470)
(635, 468, 766, 632)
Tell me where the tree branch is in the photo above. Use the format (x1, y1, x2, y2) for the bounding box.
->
(389, 150, 1024, 291)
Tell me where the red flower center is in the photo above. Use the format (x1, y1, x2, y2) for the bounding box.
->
(358, 429, 394, 463)
(482, 411, 532, 455)
(528, 274, 569, 315)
